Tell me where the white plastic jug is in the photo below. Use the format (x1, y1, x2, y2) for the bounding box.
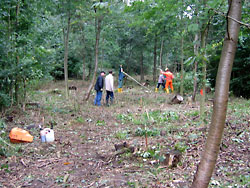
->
(44, 128, 55, 142)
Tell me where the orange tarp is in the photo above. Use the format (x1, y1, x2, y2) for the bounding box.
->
(9, 127, 33, 143)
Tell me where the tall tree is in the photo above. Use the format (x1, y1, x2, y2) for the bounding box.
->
(192, 0, 242, 187)
(153, 34, 157, 83)
(14, 1, 20, 104)
(85, 0, 108, 101)
(63, 4, 71, 99)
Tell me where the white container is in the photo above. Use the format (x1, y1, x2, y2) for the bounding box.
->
(44, 128, 55, 142)
(40, 129, 46, 142)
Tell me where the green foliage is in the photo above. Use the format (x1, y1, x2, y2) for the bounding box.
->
(184, 110, 199, 117)
(173, 72, 194, 94)
(0, 93, 11, 110)
(135, 127, 160, 137)
(96, 120, 106, 126)
(142, 110, 179, 124)
(76, 117, 84, 123)
(174, 142, 188, 153)
(116, 113, 134, 124)
(0, 0, 248, 110)
(0, 119, 21, 157)
(115, 130, 130, 139)
(230, 35, 250, 99)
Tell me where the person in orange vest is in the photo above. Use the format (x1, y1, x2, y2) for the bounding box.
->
(161, 68, 174, 94)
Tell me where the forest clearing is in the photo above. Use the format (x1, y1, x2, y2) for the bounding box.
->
(0, 80, 249, 188)
(0, 0, 249, 187)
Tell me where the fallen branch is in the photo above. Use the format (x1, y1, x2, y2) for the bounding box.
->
(85, 181, 95, 188)
(37, 158, 61, 168)
(20, 159, 28, 167)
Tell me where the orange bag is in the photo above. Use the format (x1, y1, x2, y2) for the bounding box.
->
(9, 127, 33, 143)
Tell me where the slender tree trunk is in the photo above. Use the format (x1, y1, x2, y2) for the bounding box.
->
(179, 0, 185, 96)
(192, 32, 199, 101)
(140, 50, 144, 82)
(153, 34, 157, 83)
(85, 15, 102, 100)
(199, 0, 210, 121)
(8, 5, 11, 40)
(8, 5, 14, 106)
(180, 36, 184, 96)
(82, 49, 86, 81)
(159, 39, 164, 69)
(87, 56, 92, 80)
(63, 14, 71, 99)
(14, 2, 20, 104)
(101, 37, 104, 70)
(199, 27, 208, 121)
(192, 0, 242, 187)
(81, 26, 86, 81)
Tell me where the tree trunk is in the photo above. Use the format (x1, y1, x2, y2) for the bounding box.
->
(82, 27, 86, 81)
(199, 26, 208, 121)
(14, 2, 20, 104)
(8, 5, 11, 40)
(140, 50, 144, 82)
(63, 14, 71, 99)
(191, 0, 242, 187)
(153, 34, 157, 83)
(87, 57, 92, 80)
(159, 39, 164, 69)
(85, 15, 102, 101)
(180, 36, 184, 96)
(192, 25, 199, 101)
(82, 50, 86, 81)
(101, 37, 104, 70)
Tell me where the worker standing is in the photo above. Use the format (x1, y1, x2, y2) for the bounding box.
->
(155, 70, 165, 92)
(118, 65, 124, 93)
(94, 71, 106, 106)
(105, 70, 114, 106)
(161, 68, 174, 94)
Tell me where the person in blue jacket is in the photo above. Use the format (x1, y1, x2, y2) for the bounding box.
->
(94, 71, 105, 106)
(118, 65, 124, 93)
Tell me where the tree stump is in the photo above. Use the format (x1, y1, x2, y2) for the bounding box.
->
(163, 150, 182, 167)
(171, 95, 183, 104)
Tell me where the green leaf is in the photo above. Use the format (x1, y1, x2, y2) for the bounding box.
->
(188, 23, 199, 32)
(184, 56, 196, 66)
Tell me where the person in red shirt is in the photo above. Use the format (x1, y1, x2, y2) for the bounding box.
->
(161, 68, 174, 94)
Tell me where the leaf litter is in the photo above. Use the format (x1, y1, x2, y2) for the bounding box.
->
(0, 81, 249, 187)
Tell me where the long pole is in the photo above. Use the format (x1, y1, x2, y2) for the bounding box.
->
(122, 71, 151, 92)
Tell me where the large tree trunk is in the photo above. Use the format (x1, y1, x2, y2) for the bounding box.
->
(153, 34, 157, 83)
(63, 14, 71, 99)
(85, 15, 102, 101)
(140, 50, 144, 82)
(191, 0, 242, 187)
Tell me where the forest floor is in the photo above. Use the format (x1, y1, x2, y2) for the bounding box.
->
(0, 80, 249, 188)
